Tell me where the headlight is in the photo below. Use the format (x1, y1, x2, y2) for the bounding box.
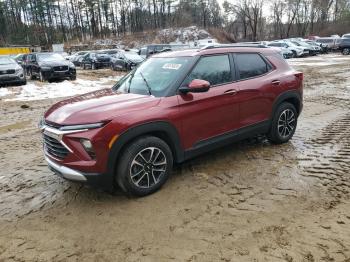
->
(59, 122, 106, 131)
(15, 68, 23, 74)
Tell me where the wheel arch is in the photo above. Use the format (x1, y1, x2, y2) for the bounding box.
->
(271, 91, 302, 119)
(106, 121, 184, 180)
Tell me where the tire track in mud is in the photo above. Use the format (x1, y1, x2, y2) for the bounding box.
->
(298, 113, 350, 200)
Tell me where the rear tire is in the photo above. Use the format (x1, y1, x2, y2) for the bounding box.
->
(342, 48, 350, 55)
(116, 136, 173, 197)
(267, 102, 298, 144)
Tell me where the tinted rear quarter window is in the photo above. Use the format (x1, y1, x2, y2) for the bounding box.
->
(183, 54, 232, 86)
(235, 53, 271, 80)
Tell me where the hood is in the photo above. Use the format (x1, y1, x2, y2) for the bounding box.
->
(38, 60, 71, 67)
(0, 63, 20, 71)
(44, 89, 160, 125)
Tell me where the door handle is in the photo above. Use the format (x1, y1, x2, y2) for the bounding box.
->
(224, 89, 238, 95)
(272, 80, 281, 85)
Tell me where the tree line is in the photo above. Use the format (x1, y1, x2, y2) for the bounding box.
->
(0, 0, 349, 46)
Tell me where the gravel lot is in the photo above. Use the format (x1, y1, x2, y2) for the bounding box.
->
(0, 54, 349, 261)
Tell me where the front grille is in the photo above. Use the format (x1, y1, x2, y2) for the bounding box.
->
(53, 66, 68, 72)
(43, 134, 69, 159)
(0, 69, 15, 75)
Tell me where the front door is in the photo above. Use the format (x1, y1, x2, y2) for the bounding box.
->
(178, 54, 240, 150)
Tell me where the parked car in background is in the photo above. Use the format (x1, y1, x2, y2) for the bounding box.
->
(0, 56, 26, 86)
(40, 45, 303, 196)
(342, 33, 350, 39)
(289, 40, 317, 55)
(264, 43, 293, 59)
(13, 53, 28, 69)
(110, 51, 144, 71)
(304, 40, 328, 54)
(139, 44, 190, 59)
(338, 38, 350, 55)
(81, 52, 111, 70)
(268, 41, 306, 57)
(66, 51, 89, 66)
(26, 53, 76, 82)
(316, 37, 338, 51)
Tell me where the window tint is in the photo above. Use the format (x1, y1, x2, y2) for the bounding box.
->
(184, 55, 232, 86)
(235, 53, 270, 80)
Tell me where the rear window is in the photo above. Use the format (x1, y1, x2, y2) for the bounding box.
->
(235, 53, 271, 80)
(183, 55, 232, 86)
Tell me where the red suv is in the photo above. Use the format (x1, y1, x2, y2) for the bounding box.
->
(40, 46, 303, 196)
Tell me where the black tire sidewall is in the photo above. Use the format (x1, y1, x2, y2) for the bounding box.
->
(116, 136, 173, 197)
(268, 102, 298, 144)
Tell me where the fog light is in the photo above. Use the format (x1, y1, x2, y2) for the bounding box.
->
(80, 139, 96, 158)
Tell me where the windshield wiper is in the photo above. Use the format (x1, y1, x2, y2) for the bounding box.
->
(139, 72, 152, 96)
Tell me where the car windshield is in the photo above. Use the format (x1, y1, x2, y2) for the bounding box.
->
(37, 53, 65, 61)
(113, 56, 194, 97)
(124, 53, 142, 60)
(0, 56, 16, 65)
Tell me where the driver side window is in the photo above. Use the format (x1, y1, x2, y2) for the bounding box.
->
(183, 55, 232, 86)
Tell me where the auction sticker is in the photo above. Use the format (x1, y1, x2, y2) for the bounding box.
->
(162, 63, 182, 70)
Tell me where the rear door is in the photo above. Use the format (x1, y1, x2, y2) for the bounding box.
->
(178, 54, 240, 149)
(233, 53, 275, 127)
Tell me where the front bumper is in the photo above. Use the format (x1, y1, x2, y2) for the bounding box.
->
(42, 68, 76, 80)
(45, 155, 114, 190)
(0, 73, 25, 84)
(41, 123, 115, 190)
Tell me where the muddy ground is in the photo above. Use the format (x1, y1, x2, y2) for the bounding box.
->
(0, 54, 349, 261)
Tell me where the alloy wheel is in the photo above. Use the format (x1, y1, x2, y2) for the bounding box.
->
(277, 109, 296, 138)
(129, 147, 167, 189)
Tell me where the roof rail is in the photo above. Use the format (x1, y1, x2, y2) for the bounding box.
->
(200, 44, 268, 50)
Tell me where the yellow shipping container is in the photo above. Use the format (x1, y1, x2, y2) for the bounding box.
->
(0, 47, 30, 55)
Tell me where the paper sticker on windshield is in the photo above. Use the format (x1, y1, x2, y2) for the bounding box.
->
(162, 63, 182, 70)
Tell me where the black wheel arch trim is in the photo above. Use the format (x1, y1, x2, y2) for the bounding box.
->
(270, 90, 302, 119)
(106, 121, 184, 186)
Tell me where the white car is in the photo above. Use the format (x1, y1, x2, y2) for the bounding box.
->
(66, 51, 89, 66)
(268, 41, 306, 57)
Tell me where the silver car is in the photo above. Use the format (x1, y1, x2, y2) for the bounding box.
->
(0, 56, 26, 86)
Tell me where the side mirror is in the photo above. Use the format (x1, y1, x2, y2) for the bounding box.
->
(179, 79, 210, 94)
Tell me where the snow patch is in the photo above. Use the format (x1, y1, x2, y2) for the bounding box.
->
(158, 26, 215, 45)
(4, 76, 121, 101)
(0, 88, 13, 98)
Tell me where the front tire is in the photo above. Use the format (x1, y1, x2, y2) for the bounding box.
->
(267, 102, 298, 144)
(116, 136, 173, 197)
